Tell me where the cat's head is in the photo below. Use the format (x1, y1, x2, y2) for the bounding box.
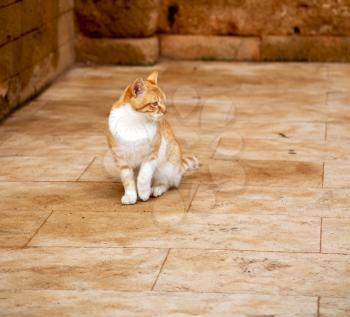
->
(126, 71, 166, 121)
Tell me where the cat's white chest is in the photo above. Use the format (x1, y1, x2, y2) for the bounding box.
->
(108, 104, 156, 166)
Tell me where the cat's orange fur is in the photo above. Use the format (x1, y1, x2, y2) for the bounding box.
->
(107, 71, 199, 204)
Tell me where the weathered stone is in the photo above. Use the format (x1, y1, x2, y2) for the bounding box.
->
(20, 52, 57, 103)
(261, 36, 350, 62)
(0, 0, 75, 121)
(75, 35, 159, 65)
(21, 0, 42, 33)
(0, 39, 21, 82)
(0, 76, 20, 120)
(160, 35, 260, 61)
(19, 39, 74, 104)
(0, 0, 18, 6)
(20, 27, 56, 70)
(57, 39, 75, 74)
(75, 0, 160, 38)
(58, 10, 74, 46)
(158, 0, 350, 36)
(0, 2, 21, 46)
(40, 0, 59, 24)
(59, 0, 74, 13)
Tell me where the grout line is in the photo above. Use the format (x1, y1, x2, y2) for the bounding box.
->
(1, 179, 347, 190)
(0, 8, 74, 50)
(321, 162, 325, 188)
(317, 296, 320, 317)
(23, 210, 54, 248)
(151, 249, 170, 291)
(14, 245, 349, 255)
(1, 36, 75, 85)
(0, 288, 322, 298)
(186, 184, 199, 213)
(0, 0, 21, 9)
(324, 121, 328, 141)
(320, 217, 323, 253)
(12, 208, 350, 219)
(75, 157, 96, 181)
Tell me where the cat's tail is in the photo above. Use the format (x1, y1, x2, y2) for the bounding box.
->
(181, 155, 200, 172)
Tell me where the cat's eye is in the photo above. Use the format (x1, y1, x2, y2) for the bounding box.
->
(152, 101, 159, 107)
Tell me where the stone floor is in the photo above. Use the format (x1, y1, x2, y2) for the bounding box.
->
(0, 61, 350, 316)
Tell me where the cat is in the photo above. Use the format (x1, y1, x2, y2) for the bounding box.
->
(107, 71, 199, 204)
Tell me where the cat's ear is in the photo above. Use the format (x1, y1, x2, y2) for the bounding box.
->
(131, 78, 146, 97)
(147, 71, 158, 85)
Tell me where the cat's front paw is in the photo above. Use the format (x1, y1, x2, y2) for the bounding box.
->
(138, 187, 151, 201)
(121, 191, 137, 205)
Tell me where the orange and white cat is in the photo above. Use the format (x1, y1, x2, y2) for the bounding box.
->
(107, 71, 199, 204)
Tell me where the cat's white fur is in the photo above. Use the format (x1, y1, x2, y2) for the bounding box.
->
(108, 103, 182, 204)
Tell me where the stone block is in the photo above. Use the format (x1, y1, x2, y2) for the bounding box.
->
(160, 35, 260, 61)
(20, 22, 59, 70)
(21, 0, 42, 33)
(59, 0, 74, 13)
(75, 0, 159, 37)
(57, 40, 75, 74)
(19, 52, 57, 103)
(0, 2, 21, 46)
(58, 10, 74, 46)
(158, 0, 350, 36)
(75, 35, 159, 65)
(40, 0, 59, 25)
(261, 36, 350, 62)
(0, 39, 21, 82)
(0, 76, 20, 120)
(0, 0, 18, 6)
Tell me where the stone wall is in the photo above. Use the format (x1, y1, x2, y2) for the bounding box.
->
(1, 0, 349, 119)
(75, 0, 350, 64)
(0, 0, 75, 120)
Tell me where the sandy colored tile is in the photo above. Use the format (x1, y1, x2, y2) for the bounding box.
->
(32, 100, 110, 120)
(0, 247, 166, 291)
(326, 92, 350, 121)
(155, 249, 350, 297)
(182, 159, 322, 187)
(214, 137, 350, 161)
(319, 297, 350, 317)
(37, 86, 118, 102)
(0, 115, 106, 137)
(77, 152, 120, 182)
(327, 123, 350, 140)
(324, 161, 350, 188)
(170, 118, 326, 141)
(242, 159, 323, 187)
(0, 181, 196, 213)
(237, 103, 328, 122)
(1, 61, 350, 314)
(0, 100, 109, 137)
(0, 134, 106, 156)
(161, 62, 328, 94)
(0, 156, 94, 181)
(0, 210, 50, 248)
(0, 290, 318, 317)
(322, 218, 350, 254)
(31, 211, 320, 252)
(190, 184, 350, 217)
(230, 121, 326, 141)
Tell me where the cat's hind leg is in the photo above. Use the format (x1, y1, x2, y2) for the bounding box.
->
(152, 162, 182, 197)
(152, 184, 168, 197)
